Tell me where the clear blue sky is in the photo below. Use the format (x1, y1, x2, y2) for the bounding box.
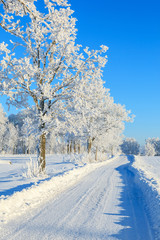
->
(71, 0, 160, 145)
(0, 0, 160, 145)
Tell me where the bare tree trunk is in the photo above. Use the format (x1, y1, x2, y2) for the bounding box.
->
(67, 141, 70, 154)
(38, 99, 46, 172)
(15, 145, 18, 154)
(74, 141, 76, 153)
(13, 146, 15, 154)
(39, 132, 46, 172)
(95, 146, 98, 161)
(88, 137, 92, 154)
(23, 143, 25, 154)
(78, 142, 81, 154)
(70, 140, 72, 154)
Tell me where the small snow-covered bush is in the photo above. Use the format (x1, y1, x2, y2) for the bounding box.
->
(25, 157, 39, 178)
(24, 157, 47, 178)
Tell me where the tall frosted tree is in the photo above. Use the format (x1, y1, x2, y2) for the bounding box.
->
(0, 0, 108, 171)
(64, 74, 133, 159)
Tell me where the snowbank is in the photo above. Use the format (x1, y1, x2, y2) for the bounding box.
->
(0, 154, 117, 225)
(132, 156, 160, 193)
(131, 156, 160, 240)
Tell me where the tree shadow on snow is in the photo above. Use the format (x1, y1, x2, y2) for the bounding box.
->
(106, 155, 153, 240)
(0, 161, 84, 198)
(0, 176, 52, 198)
(0, 182, 36, 197)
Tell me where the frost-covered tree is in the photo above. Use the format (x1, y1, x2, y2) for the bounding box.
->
(121, 138, 140, 155)
(145, 141, 156, 156)
(93, 98, 132, 158)
(3, 122, 18, 154)
(9, 108, 38, 154)
(145, 138, 160, 156)
(65, 75, 133, 160)
(0, 104, 18, 154)
(96, 129, 123, 158)
(65, 76, 107, 154)
(21, 116, 37, 154)
(0, 0, 108, 171)
(46, 131, 57, 154)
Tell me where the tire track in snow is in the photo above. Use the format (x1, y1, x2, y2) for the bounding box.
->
(0, 156, 154, 240)
(114, 158, 154, 240)
(59, 167, 111, 225)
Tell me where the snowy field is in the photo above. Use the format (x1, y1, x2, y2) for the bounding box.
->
(0, 154, 160, 239)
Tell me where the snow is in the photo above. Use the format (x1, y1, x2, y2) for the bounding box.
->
(132, 156, 160, 193)
(131, 155, 160, 239)
(0, 154, 85, 196)
(0, 154, 157, 239)
(0, 154, 116, 224)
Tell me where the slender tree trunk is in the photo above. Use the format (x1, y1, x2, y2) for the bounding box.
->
(87, 137, 92, 154)
(70, 140, 72, 153)
(38, 99, 46, 172)
(78, 142, 81, 154)
(74, 141, 76, 153)
(67, 141, 70, 154)
(39, 132, 46, 172)
(15, 145, 18, 154)
(95, 146, 98, 161)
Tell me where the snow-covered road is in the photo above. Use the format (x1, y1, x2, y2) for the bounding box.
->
(0, 156, 154, 240)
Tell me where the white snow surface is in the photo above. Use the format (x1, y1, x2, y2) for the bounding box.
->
(0, 154, 159, 239)
(0, 154, 88, 197)
(0, 154, 116, 225)
(131, 156, 160, 240)
(133, 156, 160, 194)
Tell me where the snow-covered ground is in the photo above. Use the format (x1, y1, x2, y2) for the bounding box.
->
(0, 154, 115, 225)
(0, 154, 159, 239)
(132, 156, 160, 194)
(131, 156, 160, 240)
(0, 154, 89, 197)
